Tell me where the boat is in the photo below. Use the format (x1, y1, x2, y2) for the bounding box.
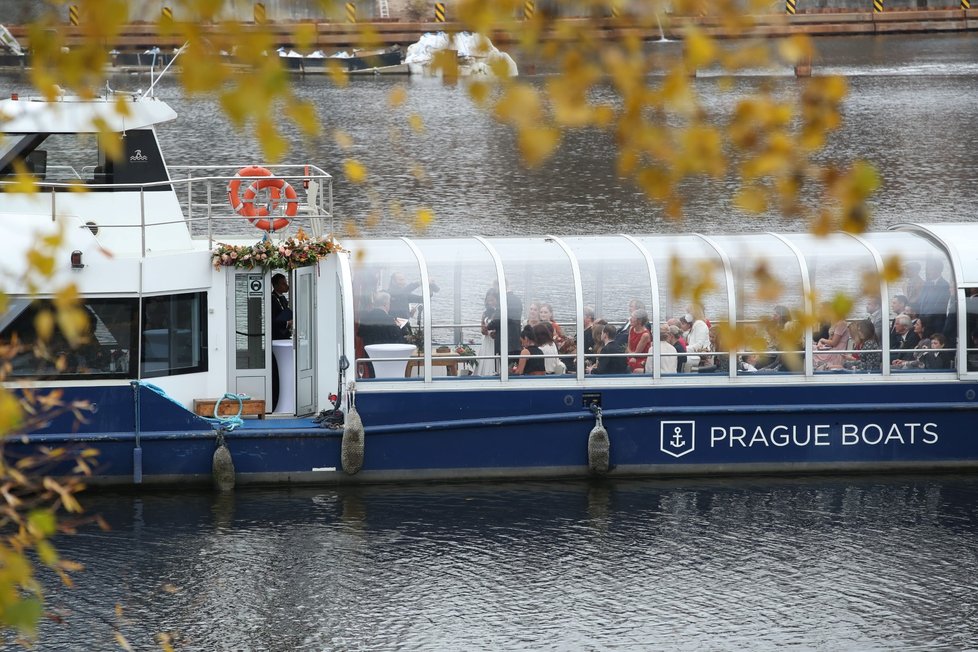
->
(2, 87, 978, 488)
(403, 32, 518, 77)
(0, 24, 26, 71)
(283, 46, 406, 75)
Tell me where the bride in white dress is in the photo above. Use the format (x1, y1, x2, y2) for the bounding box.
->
(475, 288, 499, 376)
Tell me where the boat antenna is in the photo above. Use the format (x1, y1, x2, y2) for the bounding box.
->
(143, 42, 187, 99)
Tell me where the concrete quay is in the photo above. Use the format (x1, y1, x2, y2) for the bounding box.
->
(4, 10, 978, 52)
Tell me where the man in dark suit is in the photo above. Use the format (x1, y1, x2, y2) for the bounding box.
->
(270, 273, 292, 409)
(590, 324, 629, 375)
(890, 314, 920, 362)
(917, 258, 951, 335)
(486, 291, 523, 359)
(271, 273, 293, 340)
(359, 291, 405, 347)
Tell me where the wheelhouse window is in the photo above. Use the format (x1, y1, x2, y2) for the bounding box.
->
(0, 297, 138, 379)
(141, 293, 207, 378)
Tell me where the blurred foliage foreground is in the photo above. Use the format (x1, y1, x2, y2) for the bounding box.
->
(3, 0, 886, 644)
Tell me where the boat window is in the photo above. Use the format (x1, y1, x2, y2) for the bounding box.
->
(563, 235, 652, 374)
(140, 292, 208, 378)
(412, 239, 499, 378)
(711, 234, 806, 375)
(862, 232, 957, 373)
(349, 240, 423, 380)
(637, 235, 730, 375)
(487, 237, 577, 376)
(2, 132, 104, 182)
(0, 297, 138, 379)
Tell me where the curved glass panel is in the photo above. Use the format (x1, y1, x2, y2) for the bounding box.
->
(411, 238, 500, 378)
(347, 239, 421, 380)
(562, 235, 652, 370)
(486, 237, 576, 376)
(711, 234, 805, 375)
(635, 235, 729, 374)
(863, 231, 956, 373)
(783, 234, 878, 374)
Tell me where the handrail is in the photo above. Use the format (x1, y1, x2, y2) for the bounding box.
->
(1, 165, 336, 242)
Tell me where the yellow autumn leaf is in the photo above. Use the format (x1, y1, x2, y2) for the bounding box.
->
(734, 187, 768, 214)
(344, 159, 368, 184)
(0, 390, 24, 435)
(778, 35, 813, 65)
(494, 85, 543, 127)
(283, 100, 321, 137)
(684, 28, 717, 69)
(255, 118, 287, 162)
(326, 60, 349, 88)
(292, 22, 316, 51)
(413, 208, 435, 232)
(388, 86, 407, 108)
(407, 114, 425, 134)
(467, 81, 491, 106)
(518, 126, 561, 167)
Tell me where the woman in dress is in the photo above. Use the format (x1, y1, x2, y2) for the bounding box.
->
(626, 309, 652, 373)
(536, 322, 564, 374)
(512, 324, 546, 376)
(814, 317, 851, 370)
(538, 302, 566, 346)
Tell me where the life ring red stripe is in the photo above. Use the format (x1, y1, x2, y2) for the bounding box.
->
(227, 165, 298, 232)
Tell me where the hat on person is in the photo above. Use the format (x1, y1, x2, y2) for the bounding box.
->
(682, 313, 693, 324)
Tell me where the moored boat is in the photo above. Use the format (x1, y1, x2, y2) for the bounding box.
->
(2, 87, 978, 487)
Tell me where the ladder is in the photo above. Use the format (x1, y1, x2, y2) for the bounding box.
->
(377, 0, 389, 19)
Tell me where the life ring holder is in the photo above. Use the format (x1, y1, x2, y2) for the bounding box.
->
(227, 165, 299, 232)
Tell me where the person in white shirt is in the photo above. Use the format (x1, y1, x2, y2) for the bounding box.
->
(647, 326, 677, 374)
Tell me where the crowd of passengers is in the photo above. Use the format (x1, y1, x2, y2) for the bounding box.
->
(357, 258, 975, 377)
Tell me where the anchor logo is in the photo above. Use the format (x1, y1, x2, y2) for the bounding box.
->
(660, 420, 695, 458)
(129, 149, 149, 162)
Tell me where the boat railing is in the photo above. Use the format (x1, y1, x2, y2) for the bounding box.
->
(167, 164, 335, 246)
(2, 164, 335, 256)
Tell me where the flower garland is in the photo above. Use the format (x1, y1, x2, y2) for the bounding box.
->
(212, 229, 342, 271)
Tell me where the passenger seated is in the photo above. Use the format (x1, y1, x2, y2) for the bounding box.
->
(893, 338, 931, 370)
(588, 324, 628, 375)
(647, 326, 677, 374)
(536, 322, 563, 374)
(923, 333, 953, 370)
(814, 316, 850, 371)
(358, 291, 405, 348)
(843, 319, 881, 372)
(511, 325, 545, 376)
(890, 314, 920, 363)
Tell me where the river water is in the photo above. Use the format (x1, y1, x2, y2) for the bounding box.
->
(3, 32, 978, 650)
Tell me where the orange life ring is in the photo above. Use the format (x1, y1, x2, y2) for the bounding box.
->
(227, 165, 299, 232)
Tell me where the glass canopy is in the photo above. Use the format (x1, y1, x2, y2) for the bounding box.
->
(346, 225, 970, 381)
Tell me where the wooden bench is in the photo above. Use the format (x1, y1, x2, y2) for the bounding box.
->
(193, 398, 266, 420)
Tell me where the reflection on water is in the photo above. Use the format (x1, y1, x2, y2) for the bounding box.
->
(39, 476, 978, 649)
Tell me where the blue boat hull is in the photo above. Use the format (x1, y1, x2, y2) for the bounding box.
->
(10, 380, 978, 486)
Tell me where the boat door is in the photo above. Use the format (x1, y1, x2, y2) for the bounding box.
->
(227, 270, 272, 406)
(292, 265, 316, 415)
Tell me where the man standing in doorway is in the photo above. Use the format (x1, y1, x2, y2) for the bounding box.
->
(271, 273, 292, 410)
(271, 273, 293, 341)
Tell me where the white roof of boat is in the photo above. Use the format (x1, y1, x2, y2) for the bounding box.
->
(0, 94, 176, 133)
(892, 223, 978, 286)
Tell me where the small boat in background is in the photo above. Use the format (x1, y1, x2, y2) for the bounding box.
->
(284, 46, 406, 75)
(0, 23, 26, 71)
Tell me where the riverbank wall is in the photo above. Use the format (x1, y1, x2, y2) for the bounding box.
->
(2, 2, 977, 52)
